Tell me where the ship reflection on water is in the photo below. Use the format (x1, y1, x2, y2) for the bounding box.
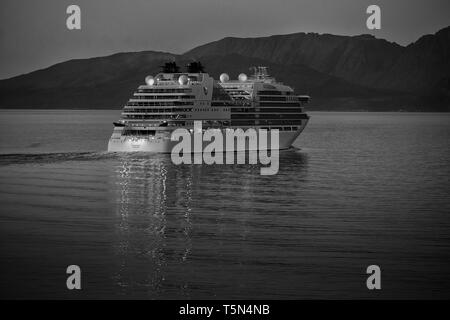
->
(2, 112, 449, 299)
(109, 150, 309, 299)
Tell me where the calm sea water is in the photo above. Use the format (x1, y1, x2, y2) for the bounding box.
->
(0, 110, 449, 299)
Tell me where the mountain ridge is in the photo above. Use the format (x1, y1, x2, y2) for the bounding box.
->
(1, 27, 449, 111)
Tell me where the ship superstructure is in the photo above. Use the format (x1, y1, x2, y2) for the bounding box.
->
(108, 62, 310, 152)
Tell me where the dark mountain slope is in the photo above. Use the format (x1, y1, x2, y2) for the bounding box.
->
(0, 51, 177, 108)
(379, 26, 450, 92)
(0, 52, 398, 110)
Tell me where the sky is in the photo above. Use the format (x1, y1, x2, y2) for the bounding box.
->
(0, 0, 449, 79)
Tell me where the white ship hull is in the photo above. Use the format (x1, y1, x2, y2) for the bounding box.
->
(108, 121, 308, 153)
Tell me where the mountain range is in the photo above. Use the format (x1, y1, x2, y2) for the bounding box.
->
(1, 26, 449, 111)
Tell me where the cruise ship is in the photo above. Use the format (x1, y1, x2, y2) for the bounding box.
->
(107, 62, 310, 152)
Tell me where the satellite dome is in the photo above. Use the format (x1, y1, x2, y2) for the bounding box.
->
(178, 75, 189, 85)
(145, 75, 155, 86)
(219, 73, 229, 83)
(238, 73, 247, 82)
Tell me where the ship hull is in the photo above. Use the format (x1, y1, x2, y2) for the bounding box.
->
(108, 121, 308, 153)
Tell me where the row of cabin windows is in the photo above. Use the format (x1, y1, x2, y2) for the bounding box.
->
(123, 114, 187, 120)
(232, 108, 302, 113)
(259, 102, 301, 107)
(132, 95, 297, 102)
(231, 114, 309, 120)
(125, 122, 187, 127)
(131, 95, 195, 100)
(216, 102, 301, 109)
(123, 130, 156, 136)
(259, 96, 287, 102)
(222, 86, 251, 90)
(193, 108, 230, 112)
(125, 104, 301, 112)
(137, 88, 192, 93)
(226, 90, 251, 95)
(257, 90, 294, 95)
(122, 126, 299, 136)
(123, 108, 193, 113)
(260, 126, 299, 131)
(257, 108, 304, 113)
(126, 101, 301, 108)
(127, 101, 194, 107)
(231, 120, 304, 126)
(211, 101, 252, 107)
(123, 108, 303, 114)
